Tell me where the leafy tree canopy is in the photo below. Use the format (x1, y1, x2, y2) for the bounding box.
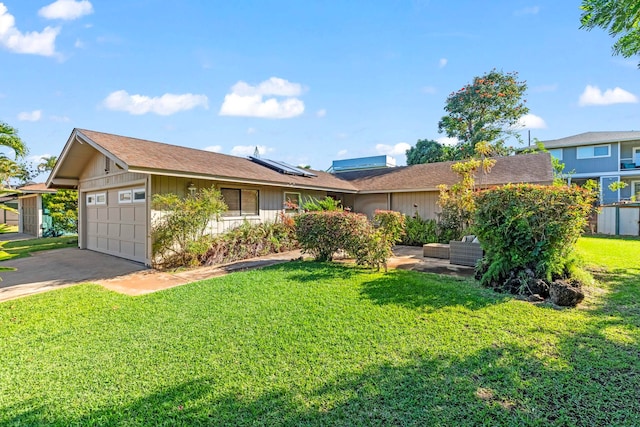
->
(406, 139, 446, 165)
(438, 69, 528, 157)
(580, 0, 640, 67)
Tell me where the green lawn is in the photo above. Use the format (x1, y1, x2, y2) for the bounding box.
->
(0, 236, 78, 261)
(0, 237, 638, 426)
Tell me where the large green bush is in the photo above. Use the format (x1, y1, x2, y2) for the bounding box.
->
(42, 190, 78, 234)
(400, 213, 438, 246)
(151, 187, 227, 268)
(295, 210, 402, 269)
(474, 184, 596, 290)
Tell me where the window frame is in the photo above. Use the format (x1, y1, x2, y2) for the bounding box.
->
(95, 193, 107, 205)
(132, 188, 146, 203)
(221, 188, 259, 217)
(118, 190, 132, 204)
(548, 148, 563, 161)
(283, 192, 301, 214)
(86, 194, 95, 205)
(576, 144, 611, 159)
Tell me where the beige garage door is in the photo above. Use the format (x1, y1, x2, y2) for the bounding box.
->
(85, 187, 147, 263)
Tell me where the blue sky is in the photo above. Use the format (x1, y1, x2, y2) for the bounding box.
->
(1, 1, 639, 175)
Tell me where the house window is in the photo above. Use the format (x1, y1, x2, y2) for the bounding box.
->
(86, 194, 95, 205)
(633, 181, 640, 201)
(548, 148, 563, 160)
(118, 190, 132, 203)
(284, 192, 301, 214)
(634, 147, 640, 166)
(95, 193, 107, 205)
(132, 188, 146, 203)
(577, 144, 610, 159)
(221, 188, 259, 216)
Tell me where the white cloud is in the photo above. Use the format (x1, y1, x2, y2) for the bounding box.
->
(102, 90, 209, 115)
(39, 0, 93, 20)
(17, 110, 42, 121)
(578, 85, 639, 106)
(0, 4, 60, 56)
(50, 115, 71, 122)
(516, 113, 547, 129)
(247, 127, 256, 134)
(204, 145, 222, 153)
(231, 145, 273, 156)
(316, 109, 326, 118)
(74, 38, 84, 48)
(219, 77, 306, 119)
(337, 149, 348, 157)
(514, 6, 540, 16)
(27, 153, 51, 163)
(422, 86, 437, 94)
(375, 142, 411, 156)
(438, 58, 448, 68)
(437, 137, 458, 146)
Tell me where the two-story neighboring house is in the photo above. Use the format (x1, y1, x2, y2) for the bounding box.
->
(541, 131, 640, 204)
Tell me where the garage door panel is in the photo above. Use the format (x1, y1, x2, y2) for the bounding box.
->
(85, 186, 147, 263)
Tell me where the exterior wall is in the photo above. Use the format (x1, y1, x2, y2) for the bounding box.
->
(619, 140, 640, 167)
(390, 191, 440, 220)
(150, 175, 327, 235)
(598, 206, 640, 236)
(354, 193, 389, 218)
(1, 203, 19, 226)
(561, 144, 619, 174)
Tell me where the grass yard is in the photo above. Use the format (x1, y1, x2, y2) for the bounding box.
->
(0, 236, 78, 261)
(0, 236, 638, 426)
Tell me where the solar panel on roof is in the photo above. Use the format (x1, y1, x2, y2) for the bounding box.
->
(250, 156, 317, 177)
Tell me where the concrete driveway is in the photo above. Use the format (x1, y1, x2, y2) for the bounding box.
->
(0, 248, 147, 302)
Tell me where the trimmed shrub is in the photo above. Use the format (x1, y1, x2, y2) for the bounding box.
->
(295, 210, 399, 270)
(302, 196, 343, 212)
(474, 184, 596, 294)
(202, 215, 298, 266)
(295, 211, 370, 262)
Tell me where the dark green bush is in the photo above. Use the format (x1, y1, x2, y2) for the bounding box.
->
(400, 213, 438, 246)
(301, 196, 342, 211)
(474, 184, 596, 291)
(373, 210, 405, 244)
(295, 210, 398, 270)
(202, 216, 298, 265)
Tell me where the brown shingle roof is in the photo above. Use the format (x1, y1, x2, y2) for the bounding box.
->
(17, 183, 57, 193)
(76, 129, 359, 192)
(336, 152, 553, 192)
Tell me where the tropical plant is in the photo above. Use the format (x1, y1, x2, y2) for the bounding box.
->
(42, 190, 78, 234)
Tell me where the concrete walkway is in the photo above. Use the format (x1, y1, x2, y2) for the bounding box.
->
(0, 245, 473, 303)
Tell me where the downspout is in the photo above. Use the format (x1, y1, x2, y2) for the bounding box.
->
(615, 205, 620, 236)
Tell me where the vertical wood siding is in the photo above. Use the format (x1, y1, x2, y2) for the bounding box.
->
(390, 191, 440, 220)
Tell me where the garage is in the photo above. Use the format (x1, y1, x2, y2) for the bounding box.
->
(84, 186, 147, 263)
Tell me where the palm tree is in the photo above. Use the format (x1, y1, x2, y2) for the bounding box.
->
(0, 122, 27, 159)
(37, 155, 58, 173)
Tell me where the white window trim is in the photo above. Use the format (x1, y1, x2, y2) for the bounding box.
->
(86, 194, 95, 205)
(95, 193, 107, 205)
(132, 188, 146, 203)
(118, 190, 132, 204)
(577, 144, 611, 159)
(633, 147, 640, 165)
(548, 148, 563, 161)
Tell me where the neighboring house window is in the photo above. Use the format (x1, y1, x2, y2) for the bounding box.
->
(95, 193, 107, 205)
(577, 144, 610, 159)
(633, 181, 640, 201)
(284, 192, 301, 213)
(634, 147, 640, 166)
(221, 188, 259, 216)
(132, 188, 146, 203)
(118, 190, 132, 203)
(86, 194, 95, 205)
(548, 148, 562, 160)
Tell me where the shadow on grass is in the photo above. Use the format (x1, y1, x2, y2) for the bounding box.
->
(275, 260, 363, 284)
(360, 269, 508, 310)
(4, 337, 638, 426)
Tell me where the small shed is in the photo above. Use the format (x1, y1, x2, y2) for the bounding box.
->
(17, 183, 57, 237)
(597, 204, 640, 236)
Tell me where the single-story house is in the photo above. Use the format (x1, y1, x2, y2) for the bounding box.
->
(47, 128, 553, 265)
(17, 183, 57, 237)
